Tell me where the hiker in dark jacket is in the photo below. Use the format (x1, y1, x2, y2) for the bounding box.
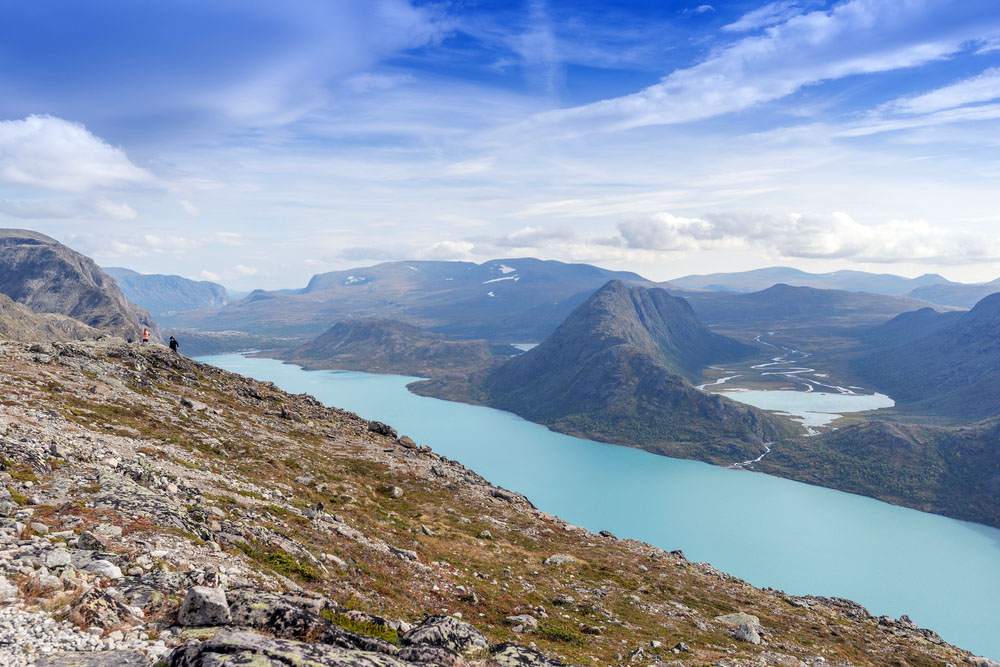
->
(169, 336, 179, 353)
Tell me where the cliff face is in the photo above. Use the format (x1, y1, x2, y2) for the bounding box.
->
(0, 339, 982, 666)
(103, 267, 229, 315)
(0, 292, 99, 342)
(0, 229, 157, 340)
(475, 281, 792, 461)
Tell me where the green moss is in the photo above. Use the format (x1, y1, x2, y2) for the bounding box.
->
(234, 541, 319, 581)
(539, 620, 586, 645)
(319, 609, 400, 645)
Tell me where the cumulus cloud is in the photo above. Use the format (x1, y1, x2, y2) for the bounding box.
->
(179, 200, 199, 216)
(417, 240, 475, 260)
(527, 0, 1000, 134)
(0, 115, 151, 191)
(604, 211, 1000, 264)
(199, 270, 221, 282)
(234, 264, 259, 276)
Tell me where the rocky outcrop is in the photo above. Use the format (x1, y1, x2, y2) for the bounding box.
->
(0, 228, 157, 340)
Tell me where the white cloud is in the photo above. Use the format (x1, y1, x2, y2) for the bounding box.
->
(417, 240, 475, 260)
(721, 1, 802, 33)
(235, 264, 259, 276)
(885, 67, 1000, 115)
(604, 210, 1000, 264)
(179, 199, 199, 216)
(488, 225, 576, 248)
(525, 0, 1000, 134)
(0, 115, 151, 191)
(693, 5, 715, 14)
(87, 197, 138, 221)
(199, 270, 221, 282)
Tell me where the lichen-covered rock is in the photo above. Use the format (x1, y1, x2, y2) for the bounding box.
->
(165, 631, 411, 666)
(35, 650, 151, 666)
(542, 554, 576, 566)
(734, 622, 762, 645)
(178, 586, 231, 626)
(227, 587, 398, 654)
(69, 587, 140, 630)
(368, 421, 398, 438)
(401, 615, 488, 656)
(487, 643, 567, 666)
(398, 645, 471, 666)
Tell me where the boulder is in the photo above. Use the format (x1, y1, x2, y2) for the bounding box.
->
(398, 645, 471, 666)
(35, 650, 151, 666)
(733, 622, 762, 645)
(77, 530, 109, 551)
(715, 612, 760, 627)
(70, 587, 140, 630)
(45, 548, 72, 568)
(164, 631, 410, 666)
(542, 554, 576, 566)
(178, 586, 231, 626)
(503, 615, 538, 632)
(487, 643, 567, 666)
(84, 559, 123, 579)
(402, 615, 488, 656)
(227, 587, 398, 654)
(368, 421, 398, 438)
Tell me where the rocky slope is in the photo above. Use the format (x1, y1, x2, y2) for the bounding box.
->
(0, 339, 989, 666)
(0, 229, 157, 341)
(273, 318, 517, 377)
(418, 281, 794, 463)
(103, 267, 230, 316)
(0, 293, 99, 342)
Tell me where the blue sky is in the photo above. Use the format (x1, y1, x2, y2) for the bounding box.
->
(1, 0, 1000, 288)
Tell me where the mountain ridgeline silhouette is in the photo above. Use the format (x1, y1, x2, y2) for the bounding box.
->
(465, 281, 794, 460)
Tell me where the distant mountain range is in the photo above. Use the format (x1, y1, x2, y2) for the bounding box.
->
(272, 317, 518, 376)
(104, 267, 229, 315)
(0, 229, 156, 341)
(163, 258, 657, 341)
(673, 283, 949, 329)
(417, 280, 794, 461)
(669, 266, 1000, 308)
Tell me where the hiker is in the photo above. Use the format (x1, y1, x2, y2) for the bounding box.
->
(141, 327, 149, 344)
(169, 336, 179, 354)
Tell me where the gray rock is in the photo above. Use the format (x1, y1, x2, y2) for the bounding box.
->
(84, 559, 123, 579)
(733, 622, 762, 645)
(29, 521, 50, 535)
(165, 631, 411, 666)
(46, 548, 73, 568)
(542, 554, 576, 566)
(0, 574, 17, 601)
(92, 523, 124, 538)
(180, 397, 208, 411)
(402, 614, 488, 656)
(966, 658, 1000, 667)
(399, 645, 471, 666)
(397, 436, 417, 449)
(77, 530, 109, 551)
(227, 587, 398, 654)
(35, 650, 151, 666)
(368, 421, 398, 438)
(488, 643, 567, 665)
(503, 614, 538, 631)
(179, 586, 231, 626)
(715, 612, 760, 627)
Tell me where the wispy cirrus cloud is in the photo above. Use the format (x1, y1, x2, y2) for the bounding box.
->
(524, 0, 1000, 135)
(721, 1, 803, 33)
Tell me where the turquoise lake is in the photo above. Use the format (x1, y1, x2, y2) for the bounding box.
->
(198, 354, 1000, 660)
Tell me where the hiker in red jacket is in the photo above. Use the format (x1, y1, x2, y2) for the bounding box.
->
(141, 327, 149, 343)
